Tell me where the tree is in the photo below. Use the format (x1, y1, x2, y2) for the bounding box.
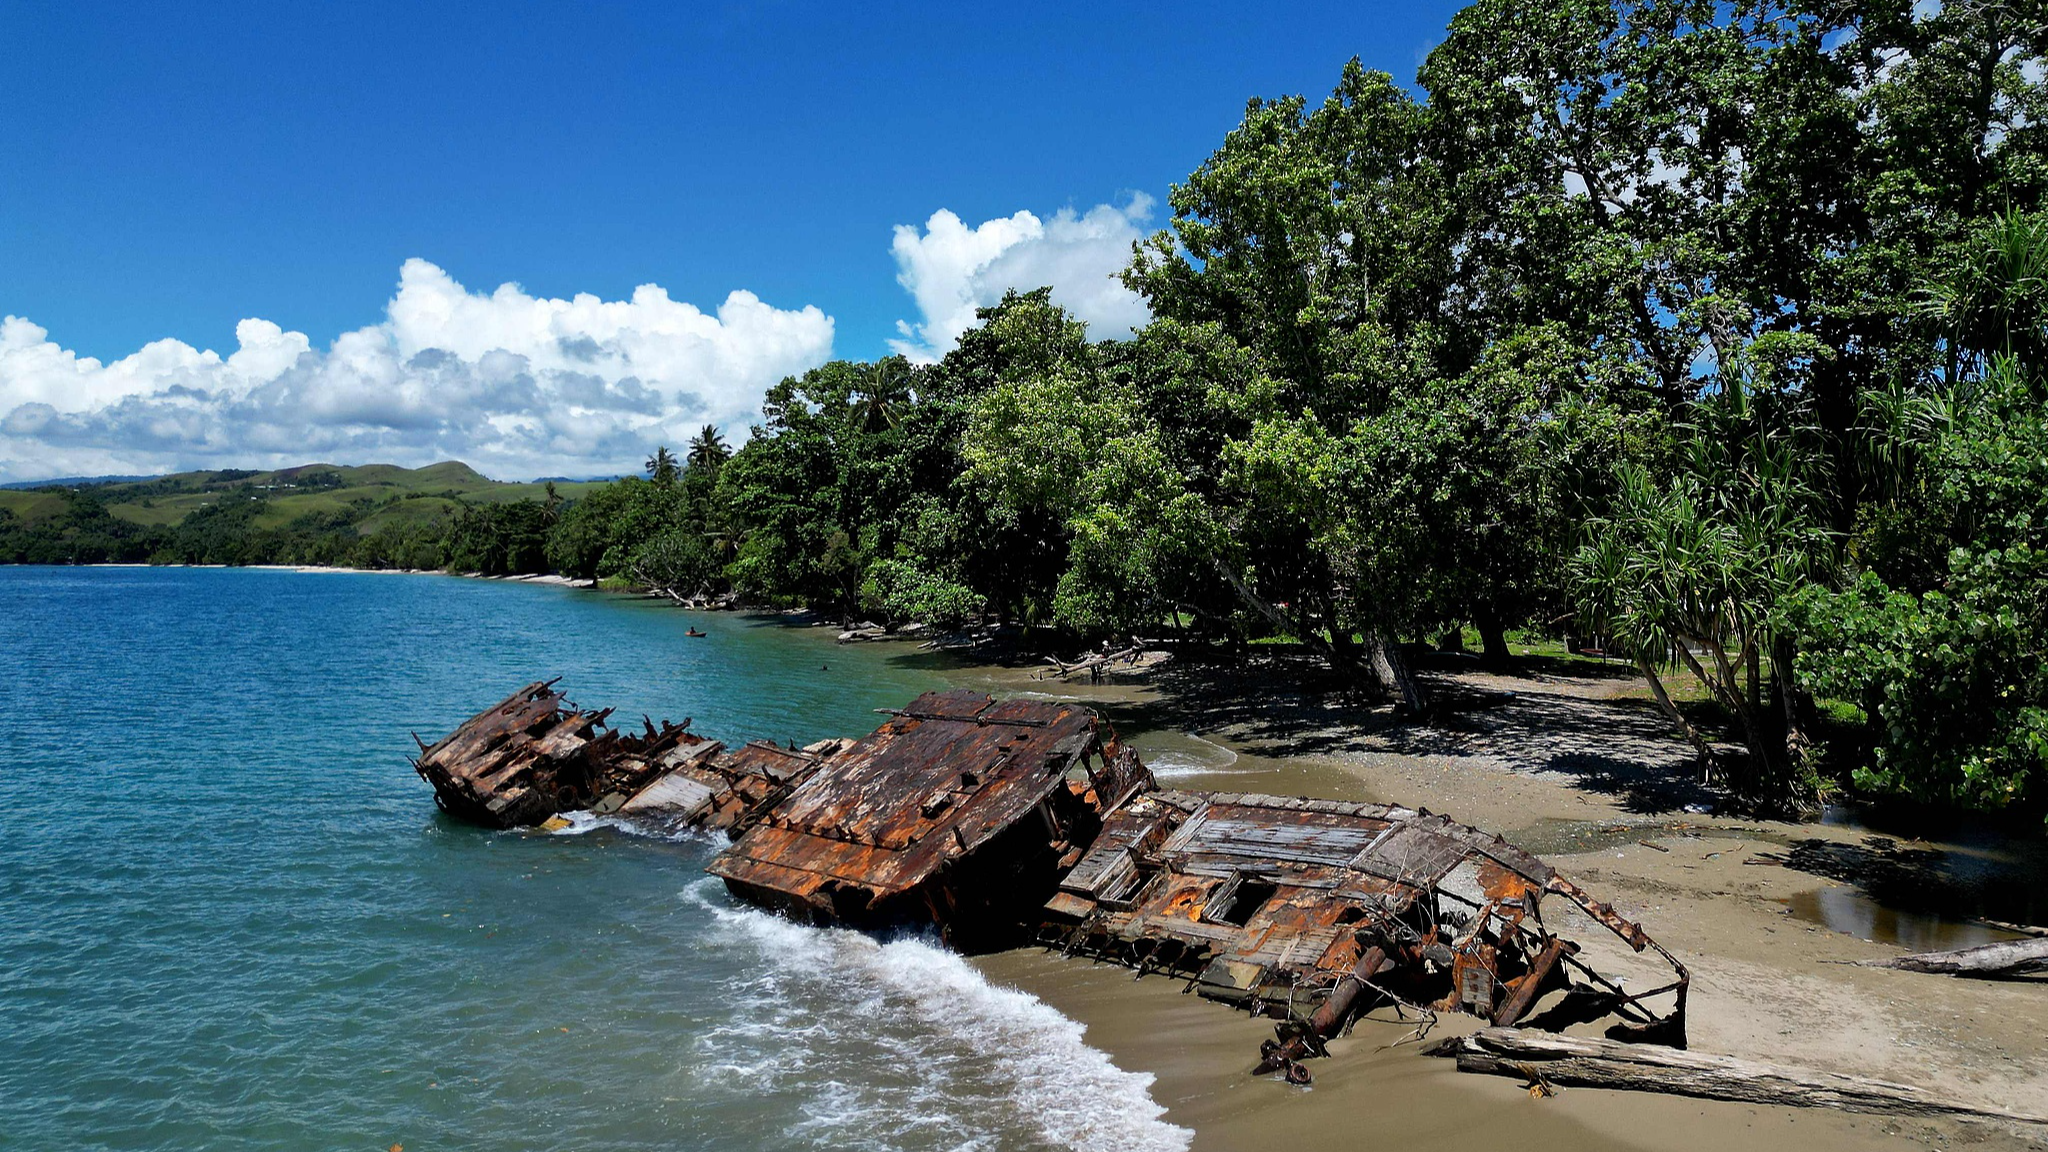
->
(1791, 212, 2048, 819)
(645, 446, 680, 486)
(854, 356, 914, 432)
(1573, 358, 1836, 812)
(686, 425, 730, 471)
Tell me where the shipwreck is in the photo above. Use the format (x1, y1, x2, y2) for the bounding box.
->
(411, 680, 835, 835)
(412, 682, 1687, 1083)
(706, 689, 1153, 948)
(1039, 789, 1688, 1081)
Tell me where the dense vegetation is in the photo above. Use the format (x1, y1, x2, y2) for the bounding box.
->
(8, 0, 2045, 821)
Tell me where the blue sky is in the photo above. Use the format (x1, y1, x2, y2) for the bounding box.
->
(0, 1, 1462, 480)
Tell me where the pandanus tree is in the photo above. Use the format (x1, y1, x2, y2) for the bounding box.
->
(1573, 362, 1834, 813)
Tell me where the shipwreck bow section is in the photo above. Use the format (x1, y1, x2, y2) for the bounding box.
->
(410, 680, 830, 834)
(705, 689, 1153, 947)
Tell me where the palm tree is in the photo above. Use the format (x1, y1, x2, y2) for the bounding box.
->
(645, 446, 679, 485)
(686, 424, 730, 471)
(852, 356, 914, 433)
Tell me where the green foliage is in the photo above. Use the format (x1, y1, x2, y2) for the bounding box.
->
(859, 558, 983, 627)
(1792, 550, 2048, 812)
(1793, 351, 2048, 816)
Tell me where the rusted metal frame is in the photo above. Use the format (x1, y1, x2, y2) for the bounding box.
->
(1556, 953, 1665, 1025)
(1492, 936, 1576, 1026)
(1547, 874, 1652, 951)
(1351, 973, 1443, 1039)
(1544, 874, 1689, 1024)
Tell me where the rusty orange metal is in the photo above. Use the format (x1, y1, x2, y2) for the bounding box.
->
(1039, 790, 1689, 1082)
(705, 689, 1152, 945)
(415, 683, 1688, 1087)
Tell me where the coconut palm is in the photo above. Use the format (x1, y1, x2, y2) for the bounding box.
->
(852, 357, 913, 433)
(644, 446, 679, 485)
(686, 424, 730, 471)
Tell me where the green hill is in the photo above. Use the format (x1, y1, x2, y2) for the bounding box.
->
(0, 462, 605, 529)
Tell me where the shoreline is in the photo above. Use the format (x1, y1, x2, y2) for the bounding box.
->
(78, 562, 596, 588)
(928, 655, 2048, 1150)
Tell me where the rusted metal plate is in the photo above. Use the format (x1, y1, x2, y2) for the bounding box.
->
(1164, 806, 1396, 868)
(707, 691, 1151, 940)
(618, 770, 720, 821)
(1351, 819, 1470, 885)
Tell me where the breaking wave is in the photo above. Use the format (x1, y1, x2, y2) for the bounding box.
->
(682, 880, 1192, 1152)
(546, 809, 720, 845)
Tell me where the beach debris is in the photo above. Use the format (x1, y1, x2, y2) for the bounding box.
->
(1854, 935, 2048, 979)
(1038, 790, 1690, 1084)
(1427, 1028, 2048, 1125)
(1036, 639, 1168, 682)
(706, 690, 1153, 948)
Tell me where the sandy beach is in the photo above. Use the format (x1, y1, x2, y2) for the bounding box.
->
(937, 653, 2048, 1150)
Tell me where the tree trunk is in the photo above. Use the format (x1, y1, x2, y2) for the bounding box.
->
(1676, 638, 1790, 808)
(1745, 636, 1761, 717)
(1212, 559, 1377, 694)
(1636, 655, 1715, 769)
(1476, 610, 1511, 668)
(1857, 936, 2048, 978)
(1367, 631, 1428, 713)
(1437, 625, 1465, 654)
(1427, 1029, 2047, 1125)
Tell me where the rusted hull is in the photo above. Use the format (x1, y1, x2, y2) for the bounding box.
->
(1037, 790, 1688, 1081)
(411, 681, 829, 834)
(706, 690, 1152, 948)
(412, 683, 1688, 1084)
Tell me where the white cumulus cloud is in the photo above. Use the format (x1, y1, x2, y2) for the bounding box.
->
(888, 195, 1155, 363)
(0, 260, 834, 482)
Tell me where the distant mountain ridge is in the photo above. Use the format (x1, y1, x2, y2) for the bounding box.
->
(0, 461, 608, 534)
(0, 475, 156, 490)
(0, 461, 592, 490)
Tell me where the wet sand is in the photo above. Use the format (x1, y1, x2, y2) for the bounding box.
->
(925, 652, 2048, 1149)
(974, 951, 1949, 1152)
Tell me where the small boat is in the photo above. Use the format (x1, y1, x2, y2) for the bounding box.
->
(685, 628, 707, 638)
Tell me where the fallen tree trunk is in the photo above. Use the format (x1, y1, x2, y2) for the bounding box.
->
(1857, 936, 2048, 978)
(1041, 645, 1142, 681)
(1427, 1028, 2046, 1125)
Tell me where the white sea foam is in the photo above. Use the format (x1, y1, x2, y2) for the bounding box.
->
(682, 880, 1193, 1152)
(1143, 734, 1243, 781)
(547, 809, 720, 845)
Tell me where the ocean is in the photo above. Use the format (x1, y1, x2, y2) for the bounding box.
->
(0, 566, 1191, 1152)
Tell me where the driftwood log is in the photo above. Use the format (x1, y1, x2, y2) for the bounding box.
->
(1040, 642, 1149, 681)
(1857, 936, 2048, 978)
(1427, 1028, 2046, 1125)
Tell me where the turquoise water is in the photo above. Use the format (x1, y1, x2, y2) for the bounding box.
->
(0, 567, 1188, 1152)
